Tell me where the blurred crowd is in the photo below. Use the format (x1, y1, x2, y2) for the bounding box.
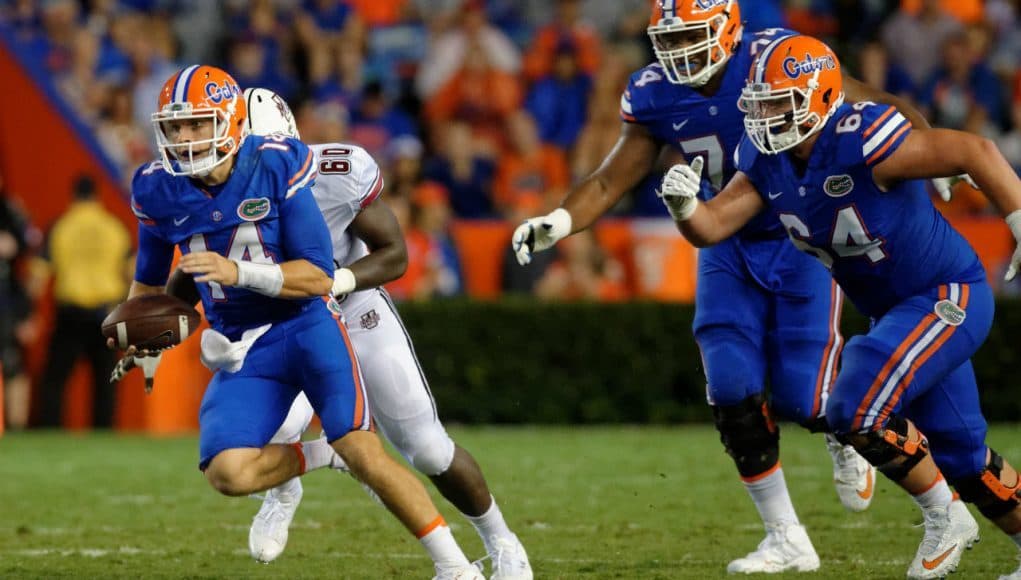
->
(3, 0, 1021, 429)
(3, 0, 1021, 304)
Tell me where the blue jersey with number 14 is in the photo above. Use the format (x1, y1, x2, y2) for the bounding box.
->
(736, 102, 985, 318)
(621, 27, 796, 240)
(131, 135, 335, 339)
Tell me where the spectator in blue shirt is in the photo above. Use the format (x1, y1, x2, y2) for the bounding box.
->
(525, 37, 592, 151)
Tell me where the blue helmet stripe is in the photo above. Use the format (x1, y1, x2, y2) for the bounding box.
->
(173, 65, 200, 103)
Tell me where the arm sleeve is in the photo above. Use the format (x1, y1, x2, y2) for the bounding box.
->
(134, 224, 175, 286)
(858, 104, 913, 168)
(280, 186, 334, 276)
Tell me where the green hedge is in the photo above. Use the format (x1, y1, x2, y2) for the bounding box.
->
(394, 299, 1021, 424)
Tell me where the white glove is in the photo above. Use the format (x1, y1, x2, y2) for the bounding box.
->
(931, 174, 979, 203)
(1006, 210, 1021, 282)
(512, 208, 572, 266)
(110, 352, 163, 394)
(659, 156, 703, 221)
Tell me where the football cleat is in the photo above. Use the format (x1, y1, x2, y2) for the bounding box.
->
(906, 500, 979, 579)
(726, 522, 820, 574)
(826, 433, 876, 512)
(489, 535, 533, 580)
(249, 476, 303, 563)
(433, 562, 485, 580)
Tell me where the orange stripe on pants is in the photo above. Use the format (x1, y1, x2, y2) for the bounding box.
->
(876, 285, 970, 423)
(811, 282, 842, 418)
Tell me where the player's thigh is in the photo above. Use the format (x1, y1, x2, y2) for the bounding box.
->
(767, 278, 843, 425)
(291, 311, 371, 442)
(903, 360, 988, 480)
(826, 282, 992, 435)
(693, 248, 769, 405)
(198, 373, 300, 470)
(347, 293, 448, 452)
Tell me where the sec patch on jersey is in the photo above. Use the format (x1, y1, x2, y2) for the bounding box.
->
(102, 294, 201, 351)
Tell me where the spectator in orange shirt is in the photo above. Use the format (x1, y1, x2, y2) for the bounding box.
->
(493, 111, 570, 217)
(385, 183, 463, 300)
(423, 38, 522, 153)
(523, 0, 601, 81)
(349, 0, 407, 27)
(535, 229, 628, 302)
(901, 0, 983, 23)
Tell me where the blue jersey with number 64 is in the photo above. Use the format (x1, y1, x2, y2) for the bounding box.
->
(736, 102, 985, 318)
(131, 135, 335, 339)
(622, 27, 796, 240)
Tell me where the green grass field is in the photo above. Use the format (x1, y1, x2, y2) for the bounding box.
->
(2, 425, 1021, 579)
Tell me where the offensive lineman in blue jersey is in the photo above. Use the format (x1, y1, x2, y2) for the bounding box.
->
(665, 34, 1021, 579)
(121, 65, 483, 579)
(512, 0, 945, 572)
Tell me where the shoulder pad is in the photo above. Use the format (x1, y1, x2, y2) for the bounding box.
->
(831, 102, 912, 168)
(621, 64, 669, 123)
(249, 135, 317, 200)
(130, 160, 174, 224)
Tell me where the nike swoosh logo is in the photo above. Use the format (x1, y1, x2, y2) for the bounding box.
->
(922, 544, 957, 571)
(672, 119, 690, 131)
(768, 191, 784, 200)
(174, 215, 190, 226)
(856, 467, 874, 499)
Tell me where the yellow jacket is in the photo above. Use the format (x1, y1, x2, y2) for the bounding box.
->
(48, 200, 131, 308)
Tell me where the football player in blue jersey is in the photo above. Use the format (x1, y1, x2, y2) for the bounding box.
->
(121, 65, 483, 579)
(663, 34, 1021, 579)
(512, 0, 948, 572)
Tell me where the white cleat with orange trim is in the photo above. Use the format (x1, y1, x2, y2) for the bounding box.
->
(826, 434, 876, 512)
(249, 476, 303, 563)
(906, 500, 979, 579)
(726, 522, 820, 574)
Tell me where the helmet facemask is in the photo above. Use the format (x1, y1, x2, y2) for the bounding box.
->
(152, 100, 243, 177)
(740, 73, 844, 154)
(648, 12, 737, 86)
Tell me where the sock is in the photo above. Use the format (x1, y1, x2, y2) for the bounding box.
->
(912, 473, 953, 511)
(294, 438, 335, 473)
(418, 517, 469, 567)
(742, 463, 800, 528)
(464, 495, 514, 554)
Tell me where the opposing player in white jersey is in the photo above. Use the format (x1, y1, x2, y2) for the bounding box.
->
(242, 88, 531, 579)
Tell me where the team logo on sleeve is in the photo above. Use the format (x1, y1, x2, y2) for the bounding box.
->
(934, 300, 966, 326)
(237, 197, 271, 221)
(823, 175, 854, 197)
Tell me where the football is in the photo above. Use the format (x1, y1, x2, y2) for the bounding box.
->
(102, 294, 202, 351)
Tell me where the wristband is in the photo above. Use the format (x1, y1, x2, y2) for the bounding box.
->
(545, 208, 573, 240)
(332, 267, 356, 297)
(233, 260, 284, 297)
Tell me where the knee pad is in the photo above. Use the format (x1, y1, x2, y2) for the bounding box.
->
(397, 424, 456, 476)
(951, 449, 1021, 520)
(712, 394, 779, 479)
(850, 415, 928, 482)
(270, 393, 314, 445)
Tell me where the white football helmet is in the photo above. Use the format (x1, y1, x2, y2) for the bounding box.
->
(243, 87, 299, 138)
